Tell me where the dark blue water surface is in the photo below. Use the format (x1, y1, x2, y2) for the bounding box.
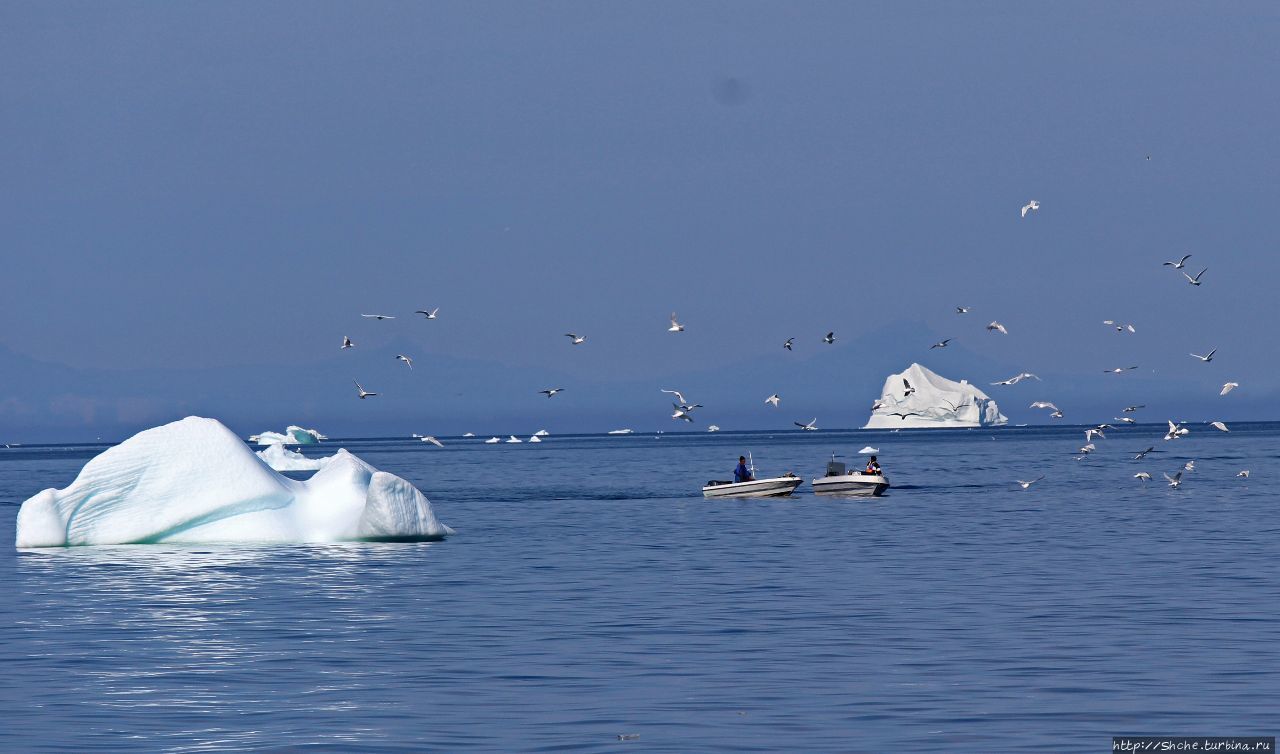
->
(2, 424, 1278, 752)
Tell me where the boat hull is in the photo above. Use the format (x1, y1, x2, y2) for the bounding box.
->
(811, 474, 890, 497)
(702, 476, 803, 498)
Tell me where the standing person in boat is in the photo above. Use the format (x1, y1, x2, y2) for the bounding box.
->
(734, 456, 754, 483)
(865, 455, 882, 475)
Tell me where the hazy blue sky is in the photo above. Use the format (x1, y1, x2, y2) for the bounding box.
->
(2, 2, 1278, 439)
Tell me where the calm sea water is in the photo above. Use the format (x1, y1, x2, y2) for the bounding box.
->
(2, 424, 1277, 753)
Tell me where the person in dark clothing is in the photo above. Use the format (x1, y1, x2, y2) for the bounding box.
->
(865, 455, 882, 475)
(734, 456, 754, 483)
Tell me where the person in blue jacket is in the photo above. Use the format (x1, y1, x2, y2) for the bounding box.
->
(734, 456, 754, 483)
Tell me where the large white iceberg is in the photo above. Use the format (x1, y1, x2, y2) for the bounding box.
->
(864, 363, 1007, 429)
(15, 417, 452, 548)
(253, 425, 324, 445)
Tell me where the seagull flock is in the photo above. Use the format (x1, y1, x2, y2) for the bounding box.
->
(333, 202, 1248, 489)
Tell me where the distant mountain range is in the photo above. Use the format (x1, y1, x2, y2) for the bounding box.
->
(0, 320, 1258, 442)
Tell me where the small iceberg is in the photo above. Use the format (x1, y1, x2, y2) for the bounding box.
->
(858, 446, 879, 454)
(864, 363, 1007, 429)
(15, 417, 451, 548)
(252, 425, 325, 445)
(505, 435, 522, 444)
(533, 429, 549, 437)
(608, 429, 634, 435)
(256, 443, 331, 471)
(484, 437, 500, 444)
(528, 435, 542, 443)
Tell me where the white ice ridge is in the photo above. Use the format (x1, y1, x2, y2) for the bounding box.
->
(254, 425, 323, 445)
(15, 417, 452, 548)
(864, 363, 1007, 429)
(256, 443, 331, 471)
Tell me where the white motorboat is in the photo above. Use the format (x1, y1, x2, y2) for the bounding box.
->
(811, 457, 890, 497)
(703, 454, 801, 497)
(702, 475, 803, 498)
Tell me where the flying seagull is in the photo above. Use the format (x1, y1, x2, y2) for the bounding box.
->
(783, 338, 794, 351)
(888, 411, 921, 421)
(1221, 382, 1239, 395)
(902, 378, 916, 397)
(1104, 366, 1138, 374)
(1190, 349, 1216, 363)
(1030, 401, 1063, 418)
(1183, 460, 1196, 472)
(1103, 320, 1136, 333)
(354, 380, 377, 399)
(1116, 416, 1136, 424)
(991, 372, 1040, 386)
(930, 338, 951, 349)
(1183, 268, 1207, 286)
(414, 308, 440, 319)
(1162, 254, 1192, 269)
(956, 306, 970, 314)
(672, 405, 696, 422)
(540, 388, 565, 398)
(1134, 447, 1155, 460)
(1085, 427, 1105, 443)
(1209, 421, 1229, 432)
(395, 354, 414, 370)
(1134, 472, 1152, 481)
(421, 436, 444, 447)
(668, 313, 685, 332)
(1123, 405, 1145, 412)
(765, 394, 781, 407)
(1163, 472, 1183, 488)
(361, 314, 396, 320)
(795, 418, 818, 431)
(660, 389, 698, 409)
(341, 336, 354, 349)
(1021, 200, 1040, 218)
(1016, 476, 1044, 489)
(1164, 421, 1189, 441)
(986, 321, 1008, 335)
(823, 332, 835, 344)
(565, 333, 586, 345)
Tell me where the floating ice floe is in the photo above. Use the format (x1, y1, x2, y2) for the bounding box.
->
(864, 363, 1007, 429)
(252, 425, 324, 445)
(858, 446, 879, 454)
(15, 417, 451, 548)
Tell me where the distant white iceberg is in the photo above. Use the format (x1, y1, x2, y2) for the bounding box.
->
(864, 363, 1007, 429)
(252, 425, 324, 445)
(15, 417, 451, 548)
(256, 443, 331, 471)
